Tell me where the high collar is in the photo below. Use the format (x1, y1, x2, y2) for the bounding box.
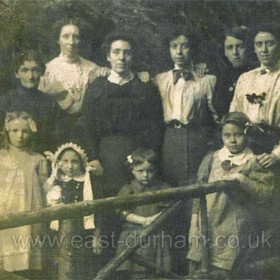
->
(217, 146, 254, 166)
(59, 173, 85, 182)
(260, 60, 280, 74)
(174, 64, 191, 71)
(17, 84, 39, 96)
(59, 53, 81, 64)
(107, 70, 134, 85)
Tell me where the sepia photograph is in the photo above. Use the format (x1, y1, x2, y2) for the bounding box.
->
(0, 0, 280, 279)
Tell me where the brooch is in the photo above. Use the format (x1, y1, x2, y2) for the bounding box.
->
(245, 92, 266, 107)
(221, 160, 238, 171)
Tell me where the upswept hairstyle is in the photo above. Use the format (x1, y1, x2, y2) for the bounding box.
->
(102, 31, 136, 58)
(164, 25, 198, 52)
(224, 26, 250, 43)
(53, 17, 86, 41)
(252, 23, 280, 44)
(13, 49, 45, 74)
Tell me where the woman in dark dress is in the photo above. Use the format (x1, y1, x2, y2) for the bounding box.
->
(213, 26, 253, 120)
(79, 32, 163, 197)
(79, 31, 164, 264)
(0, 49, 65, 153)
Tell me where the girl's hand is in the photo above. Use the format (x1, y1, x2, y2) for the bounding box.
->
(142, 217, 155, 227)
(257, 153, 279, 168)
(142, 213, 161, 227)
(88, 160, 104, 176)
(47, 185, 62, 206)
(44, 151, 55, 162)
(92, 235, 102, 255)
(137, 71, 150, 83)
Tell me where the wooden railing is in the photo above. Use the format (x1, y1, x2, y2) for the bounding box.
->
(0, 180, 237, 280)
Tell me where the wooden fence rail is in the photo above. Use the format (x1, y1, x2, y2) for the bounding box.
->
(0, 180, 236, 231)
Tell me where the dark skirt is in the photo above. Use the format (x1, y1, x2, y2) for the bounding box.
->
(98, 135, 141, 265)
(162, 126, 209, 187)
(99, 135, 141, 197)
(162, 125, 210, 274)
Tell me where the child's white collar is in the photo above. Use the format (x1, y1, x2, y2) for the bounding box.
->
(60, 174, 85, 182)
(217, 147, 254, 166)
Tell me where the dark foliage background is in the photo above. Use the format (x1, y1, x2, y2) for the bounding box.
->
(0, 0, 280, 79)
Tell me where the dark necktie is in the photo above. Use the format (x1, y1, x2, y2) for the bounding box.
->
(173, 69, 193, 84)
(260, 69, 268, 75)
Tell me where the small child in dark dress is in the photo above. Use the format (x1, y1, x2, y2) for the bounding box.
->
(115, 147, 171, 280)
(45, 143, 103, 280)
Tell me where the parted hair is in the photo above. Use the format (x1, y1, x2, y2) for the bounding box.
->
(3, 111, 36, 149)
(102, 31, 136, 57)
(13, 49, 45, 74)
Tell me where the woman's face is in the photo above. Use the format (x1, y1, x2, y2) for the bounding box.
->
(224, 36, 246, 68)
(169, 35, 192, 69)
(222, 123, 247, 154)
(8, 119, 32, 149)
(254, 31, 280, 67)
(58, 150, 84, 177)
(15, 60, 42, 89)
(107, 40, 132, 76)
(59, 24, 80, 57)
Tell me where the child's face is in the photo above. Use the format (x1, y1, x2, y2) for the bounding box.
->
(222, 123, 247, 154)
(15, 60, 42, 89)
(8, 119, 32, 148)
(132, 161, 155, 186)
(58, 150, 84, 177)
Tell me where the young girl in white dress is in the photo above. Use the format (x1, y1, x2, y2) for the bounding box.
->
(0, 111, 48, 279)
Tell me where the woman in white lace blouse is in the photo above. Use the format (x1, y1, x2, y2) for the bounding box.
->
(39, 18, 109, 115)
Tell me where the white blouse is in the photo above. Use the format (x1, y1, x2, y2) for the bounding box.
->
(154, 70, 218, 124)
(39, 54, 106, 114)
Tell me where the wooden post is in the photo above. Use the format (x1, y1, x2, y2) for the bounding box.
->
(93, 201, 185, 280)
(0, 181, 235, 231)
(199, 195, 209, 273)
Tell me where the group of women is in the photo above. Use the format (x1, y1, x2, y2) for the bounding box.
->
(0, 17, 280, 279)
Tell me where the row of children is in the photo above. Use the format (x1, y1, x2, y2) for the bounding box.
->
(0, 109, 277, 280)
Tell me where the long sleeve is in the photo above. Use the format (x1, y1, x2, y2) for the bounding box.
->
(238, 158, 274, 204)
(206, 75, 219, 123)
(229, 74, 246, 112)
(78, 82, 100, 160)
(141, 82, 164, 154)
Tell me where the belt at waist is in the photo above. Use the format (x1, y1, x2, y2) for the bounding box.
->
(166, 120, 188, 128)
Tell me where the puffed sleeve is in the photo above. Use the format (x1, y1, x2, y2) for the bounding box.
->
(78, 82, 101, 160)
(205, 75, 219, 123)
(116, 184, 134, 219)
